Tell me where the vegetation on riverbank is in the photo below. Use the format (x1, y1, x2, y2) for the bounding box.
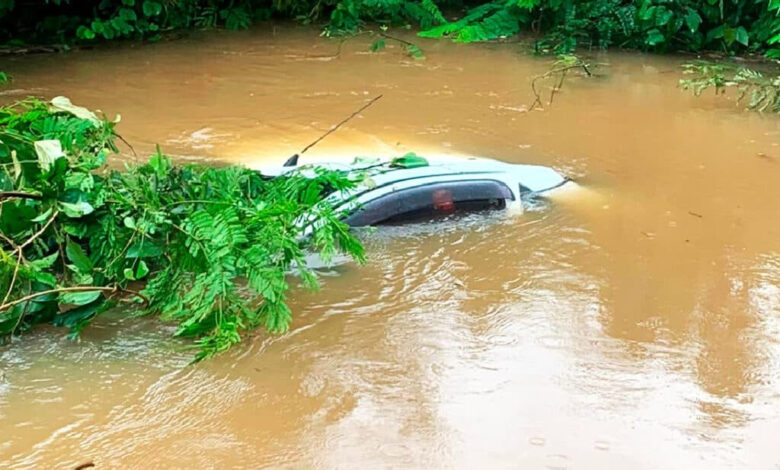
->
(0, 97, 364, 359)
(1, 1, 778, 57)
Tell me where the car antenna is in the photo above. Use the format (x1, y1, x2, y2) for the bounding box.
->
(283, 94, 384, 167)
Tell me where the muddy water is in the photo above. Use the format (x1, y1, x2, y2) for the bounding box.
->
(2, 26, 780, 469)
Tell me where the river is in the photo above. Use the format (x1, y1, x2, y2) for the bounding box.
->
(1, 25, 779, 469)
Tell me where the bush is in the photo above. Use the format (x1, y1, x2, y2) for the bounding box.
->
(0, 97, 364, 359)
(1, 0, 778, 57)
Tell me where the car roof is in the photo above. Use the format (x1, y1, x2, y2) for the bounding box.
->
(259, 155, 566, 194)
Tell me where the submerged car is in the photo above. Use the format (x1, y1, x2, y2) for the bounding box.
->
(261, 154, 572, 227)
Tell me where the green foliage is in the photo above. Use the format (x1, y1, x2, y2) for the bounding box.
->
(1, 0, 275, 44)
(417, 0, 780, 56)
(0, 97, 364, 359)
(0, 72, 9, 84)
(0, 0, 777, 57)
(419, 2, 529, 43)
(326, 0, 447, 34)
(680, 62, 780, 113)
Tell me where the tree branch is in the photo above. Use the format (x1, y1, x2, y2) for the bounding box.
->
(0, 285, 149, 312)
(0, 191, 42, 201)
(0, 233, 19, 250)
(1, 250, 23, 306)
(18, 210, 58, 252)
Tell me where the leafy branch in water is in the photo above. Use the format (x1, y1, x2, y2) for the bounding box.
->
(529, 54, 594, 111)
(0, 97, 365, 360)
(321, 26, 426, 60)
(680, 62, 780, 113)
(369, 27, 426, 60)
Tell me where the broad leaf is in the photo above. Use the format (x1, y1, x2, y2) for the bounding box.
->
(66, 238, 93, 272)
(684, 10, 702, 33)
(59, 200, 94, 218)
(34, 140, 65, 171)
(143, 0, 163, 16)
(126, 241, 163, 258)
(52, 297, 106, 327)
(59, 290, 102, 306)
(30, 252, 59, 270)
(49, 96, 101, 126)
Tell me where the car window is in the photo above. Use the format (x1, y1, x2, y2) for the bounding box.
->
(344, 180, 513, 227)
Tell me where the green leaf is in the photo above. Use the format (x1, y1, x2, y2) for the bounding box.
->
(221, 6, 251, 30)
(119, 7, 138, 22)
(122, 0, 135, 5)
(723, 27, 737, 45)
(59, 200, 94, 218)
(66, 238, 93, 273)
(707, 25, 725, 42)
(516, 0, 539, 9)
(639, 4, 656, 21)
(30, 252, 59, 270)
(29, 270, 57, 287)
(34, 140, 65, 171)
(353, 156, 380, 165)
(59, 290, 102, 306)
(136, 260, 149, 279)
(143, 0, 162, 16)
(64, 172, 94, 192)
(646, 28, 665, 46)
(31, 207, 54, 223)
(735, 27, 749, 47)
(405, 43, 425, 60)
(149, 146, 170, 176)
(76, 25, 96, 40)
(654, 7, 673, 27)
(49, 96, 101, 126)
(684, 10, 702, 33)
(125, 241, 163, 258)
(123, 260, 149, 281)
(52, 297, 106, 328)
(369, 39, 386, 52)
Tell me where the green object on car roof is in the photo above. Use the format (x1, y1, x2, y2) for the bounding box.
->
(390, 152, 429, 169)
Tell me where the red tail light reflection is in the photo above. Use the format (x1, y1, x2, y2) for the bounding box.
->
(433, 189, 455, 212)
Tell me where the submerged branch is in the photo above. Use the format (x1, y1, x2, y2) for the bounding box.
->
(529, 54, 594, 111)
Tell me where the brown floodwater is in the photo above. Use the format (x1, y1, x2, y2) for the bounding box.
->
(1, 25, 780, 469)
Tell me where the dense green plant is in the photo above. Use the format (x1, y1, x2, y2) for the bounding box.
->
(417, 0, 780, 56)
(0, 97, 364, 359)
(1, 0, 778, 58)
(680, 62, 780, 113)
(0, 0, 276, 44)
